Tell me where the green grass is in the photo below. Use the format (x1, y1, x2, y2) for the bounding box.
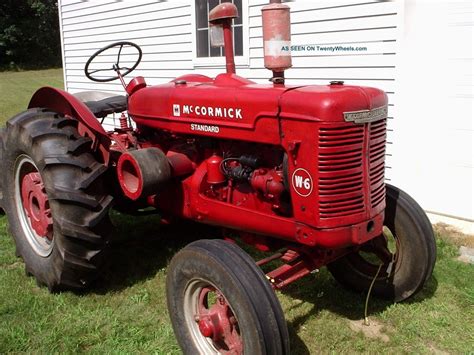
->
(0, 68, 63, 123)
(0, 69, 473, 354)
(1, 215, 473, 354)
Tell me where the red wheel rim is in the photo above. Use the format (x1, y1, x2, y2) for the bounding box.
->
(21, 172, 53, 239)
(196, 286, 243, 354)
(14, 155, 54, 257)
(184, 280, 243, 354)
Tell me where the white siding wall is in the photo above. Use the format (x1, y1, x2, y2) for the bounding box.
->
(60, 0, 193, 93)
(247, 0, 402, 187)
(59, 0, 400, 146)
(58, 0, 473, 229)
(393, 0, 473, 229)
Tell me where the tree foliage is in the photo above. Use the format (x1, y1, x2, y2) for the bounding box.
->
(0, 0, 61, 70)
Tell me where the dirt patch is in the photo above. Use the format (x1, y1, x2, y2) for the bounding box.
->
(434, 223, 474, 248)
(458, 246, 474, 264)
(349, 319, 390, 343)
(3, 261, 22, 270)
(427, 342, 450, 355)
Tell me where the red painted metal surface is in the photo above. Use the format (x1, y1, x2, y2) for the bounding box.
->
(206, 155, 226, 184)
(250, 169, 285, 202)
(196, 286, 243, 353)
(121, 46, 390, 250)
(208, 3, 238, 22)
(126, 76, 146, 95)
(262, 1, 292, 73)
(167, 151, 195, 177)
(119, 112, 129, 130)
(223, 22, 236, 74)
(152, 158, 384, 248)
(260, 248, 349, 290)
(117, 152, 144, 201)
(209, 3, 238, 75)
(21, 172, 52, 239)
(128, 76, 386, 138)
(127, 73, 387, 248)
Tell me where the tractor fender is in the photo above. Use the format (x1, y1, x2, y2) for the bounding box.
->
(28, 87, 111, 164)
(29, 87, 108, 137)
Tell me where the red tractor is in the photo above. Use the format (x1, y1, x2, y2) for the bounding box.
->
(0, 2, 435, 354)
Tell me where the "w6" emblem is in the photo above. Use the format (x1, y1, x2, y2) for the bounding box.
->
(292, 168, 313, 197)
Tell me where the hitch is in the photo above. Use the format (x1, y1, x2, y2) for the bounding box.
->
(258, 247, 349, 290)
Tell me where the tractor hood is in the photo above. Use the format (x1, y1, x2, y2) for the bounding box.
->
(127, 74, 387, 144)
(279, 83, 388, 122)
(128, 74, 387, 124)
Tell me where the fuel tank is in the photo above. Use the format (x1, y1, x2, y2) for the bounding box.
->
(127, 73, 387, 144)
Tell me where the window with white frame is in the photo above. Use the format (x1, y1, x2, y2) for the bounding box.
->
(195, 0, 243, 58)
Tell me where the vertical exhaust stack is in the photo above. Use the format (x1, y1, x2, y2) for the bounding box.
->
(262, 0, 292, 84)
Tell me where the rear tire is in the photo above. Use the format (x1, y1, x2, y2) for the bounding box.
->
(2, 109, 113, 291)
(166, 239, 290, 355)
(327, 184, 436, 302)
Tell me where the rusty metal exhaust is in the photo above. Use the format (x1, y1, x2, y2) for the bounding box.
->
(262, 0, 292, 84)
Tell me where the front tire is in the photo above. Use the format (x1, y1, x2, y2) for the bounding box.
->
(2, 109, 113, 291)
(166, 239, 290, 355)
(327, 184, 436, 302)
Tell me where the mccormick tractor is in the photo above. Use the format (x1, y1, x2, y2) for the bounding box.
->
(0, 1, 436, 354)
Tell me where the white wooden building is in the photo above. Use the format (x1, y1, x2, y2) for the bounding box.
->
(57, 0, 473, 233)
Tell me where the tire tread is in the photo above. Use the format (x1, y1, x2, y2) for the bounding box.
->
(2, 109, 112, 290)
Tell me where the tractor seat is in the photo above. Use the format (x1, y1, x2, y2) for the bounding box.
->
(73, 91, 127, 118)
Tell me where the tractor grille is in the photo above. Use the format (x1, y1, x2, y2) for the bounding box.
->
(317, 119, 386, 220)
(369, 119, 387, 210)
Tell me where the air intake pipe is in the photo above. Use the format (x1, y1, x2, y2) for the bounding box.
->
(117, 148, 171, 200)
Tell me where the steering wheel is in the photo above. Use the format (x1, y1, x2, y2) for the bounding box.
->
(85, 41, 142, 82)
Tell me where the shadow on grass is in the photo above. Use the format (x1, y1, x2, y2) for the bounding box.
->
(277, 272, 437, 354)
(88, 212, 312, 353)
(85, 212, 311, 353)
(281, 270, 437, 325)
(88, 211, 437, 355)
(90, 212, 216, 294)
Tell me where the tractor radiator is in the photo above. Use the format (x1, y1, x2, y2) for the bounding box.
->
(317, 119, 387, 220)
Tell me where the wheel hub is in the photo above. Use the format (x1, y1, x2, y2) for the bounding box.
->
(195, 286, 242, 354)
(21, 172, 53, 239)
